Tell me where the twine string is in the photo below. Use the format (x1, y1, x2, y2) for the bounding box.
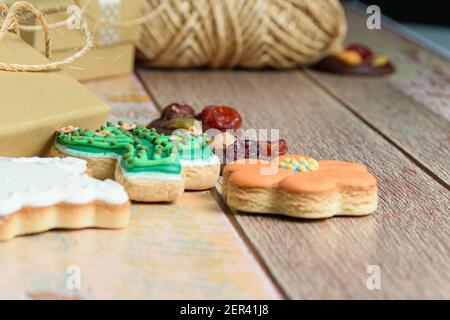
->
(0, 1, 94, 72)
(6, 0, 168, 31)
(1, 1, 51, 58)
(16, 0, 91, 31)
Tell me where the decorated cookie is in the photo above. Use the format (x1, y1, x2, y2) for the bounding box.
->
(314, 43, 394, 76)
(50, 121, 220, 202)
(0, 157, 130, 242)
(223, 155, 377, 219)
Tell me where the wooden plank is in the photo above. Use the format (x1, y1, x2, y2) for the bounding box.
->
(83, 74, 160, 125)
(305, 7, 450, 186)
(0, 74, 280, 300)
(138, 69, 450, 299)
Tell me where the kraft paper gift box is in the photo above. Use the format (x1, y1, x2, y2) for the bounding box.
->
(0, 33, 111, 157)
(3, 0, 143, 81)
(4, 0, 144, 51)
(52, 42, 135, 81)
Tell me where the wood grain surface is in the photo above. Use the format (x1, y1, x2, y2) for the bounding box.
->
(0, 75, 279, 300)
(306, 8, 450, 186)
(2, 3, 448, 300)
(0, 192, 279, 299)
(138, 69, 449, 299)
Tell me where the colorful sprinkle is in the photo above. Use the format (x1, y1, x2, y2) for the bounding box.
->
(279, 157, 319, 173)
(169, 136, 183, 143)
(95, 130, 115, 137)
(116, 122, 137, 131)
(57, 126, 79, 134)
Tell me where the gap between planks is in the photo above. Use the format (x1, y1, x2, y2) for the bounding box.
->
(304, 5, 450, 187)
(137, 69, 449, 299)
(303, 72, 449, 191)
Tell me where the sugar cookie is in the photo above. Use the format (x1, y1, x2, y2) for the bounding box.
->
(223, 155, 377, 219)
(0, 157, 130, 242)
(50, 121, 220, 202)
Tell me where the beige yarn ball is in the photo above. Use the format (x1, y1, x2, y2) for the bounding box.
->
(137, 0, 347, 69)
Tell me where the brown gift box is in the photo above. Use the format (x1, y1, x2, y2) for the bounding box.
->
(5, 0, 144, 52)
(0, 33, 111, 157)
(3, 0, 143, 81)
(53, 42, 135, 81)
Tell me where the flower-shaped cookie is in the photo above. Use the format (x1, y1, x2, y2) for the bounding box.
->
(223, 155, 377, 219)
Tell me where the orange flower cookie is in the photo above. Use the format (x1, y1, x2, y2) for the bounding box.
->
(223, 155, 377, 219)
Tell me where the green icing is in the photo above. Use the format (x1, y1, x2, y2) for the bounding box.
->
(56, 122, 214, 175)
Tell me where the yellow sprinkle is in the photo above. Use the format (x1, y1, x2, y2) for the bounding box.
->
(298, 165, 307, 172)
(286, 164, 295, 170)
(284, 157, 291, 163)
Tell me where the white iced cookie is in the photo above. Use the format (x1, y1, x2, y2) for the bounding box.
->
(0, 157, 130, 242)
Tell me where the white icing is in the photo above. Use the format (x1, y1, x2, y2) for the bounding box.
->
(119, 166, 182, 181)
(180, 155, 220, 167)
(56, 144, 120, 159)
(0, 157, 129, 216)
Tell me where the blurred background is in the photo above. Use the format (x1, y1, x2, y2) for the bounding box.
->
(357, 0, 450, 52)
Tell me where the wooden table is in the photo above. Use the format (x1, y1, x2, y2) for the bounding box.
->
(0, 5, 448, 299)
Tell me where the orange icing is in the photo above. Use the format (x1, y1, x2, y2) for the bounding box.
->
(223, 159, 271, 175)
(319, 168, 377, 189)
(279, 172, 338, 193)
(223, 155, 377, 194)
(230, 168, 293, 188)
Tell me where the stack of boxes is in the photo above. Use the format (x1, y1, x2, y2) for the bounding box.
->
(4, 0, 143, 81)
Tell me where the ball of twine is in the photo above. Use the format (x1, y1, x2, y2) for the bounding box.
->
(137, 0, 347, 69)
